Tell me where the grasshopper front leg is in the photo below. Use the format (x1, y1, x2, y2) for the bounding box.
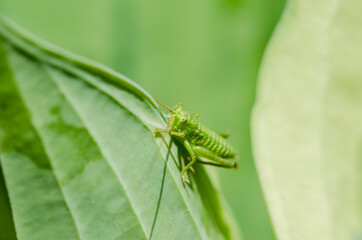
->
(153, 128, 169, 136)
(154, 114, 176, 136)
(154, 129, 184, 138)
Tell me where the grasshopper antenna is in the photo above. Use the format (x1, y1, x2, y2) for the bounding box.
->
(155, 99, 173, 112)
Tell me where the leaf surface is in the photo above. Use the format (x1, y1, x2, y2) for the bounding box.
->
(0, 15, 240, 240)
(252, 1, 362, 239)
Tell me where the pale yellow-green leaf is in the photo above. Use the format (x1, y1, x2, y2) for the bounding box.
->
(252, 0, 362, 239)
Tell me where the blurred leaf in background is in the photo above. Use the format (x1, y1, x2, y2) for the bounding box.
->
(253, 0, 362, 239)
(0, 0, 286, 239)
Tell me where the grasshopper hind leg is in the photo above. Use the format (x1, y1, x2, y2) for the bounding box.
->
(180, 142, 237, 184)
(192, 146, 237, 169)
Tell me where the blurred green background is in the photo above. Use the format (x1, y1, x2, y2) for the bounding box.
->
(0, 0, 286, 239)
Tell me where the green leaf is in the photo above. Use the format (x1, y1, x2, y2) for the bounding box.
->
(0, 15, 241, 240)
(252, 0, 362, 239)
(0, 164, 17, 240)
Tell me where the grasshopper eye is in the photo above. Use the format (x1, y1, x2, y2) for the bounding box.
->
(180, 117, 187, 123)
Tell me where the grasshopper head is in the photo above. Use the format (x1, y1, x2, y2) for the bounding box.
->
(154, 100, 192, 132)
(169, 106, 190, 132)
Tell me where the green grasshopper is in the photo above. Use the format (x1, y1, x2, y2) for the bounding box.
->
(154, 100, 237, 184)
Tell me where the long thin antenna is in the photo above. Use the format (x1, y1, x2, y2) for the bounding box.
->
(155, 99, 173, 112)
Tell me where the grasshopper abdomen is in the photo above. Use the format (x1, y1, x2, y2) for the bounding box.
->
(188, 122, 236, 159)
